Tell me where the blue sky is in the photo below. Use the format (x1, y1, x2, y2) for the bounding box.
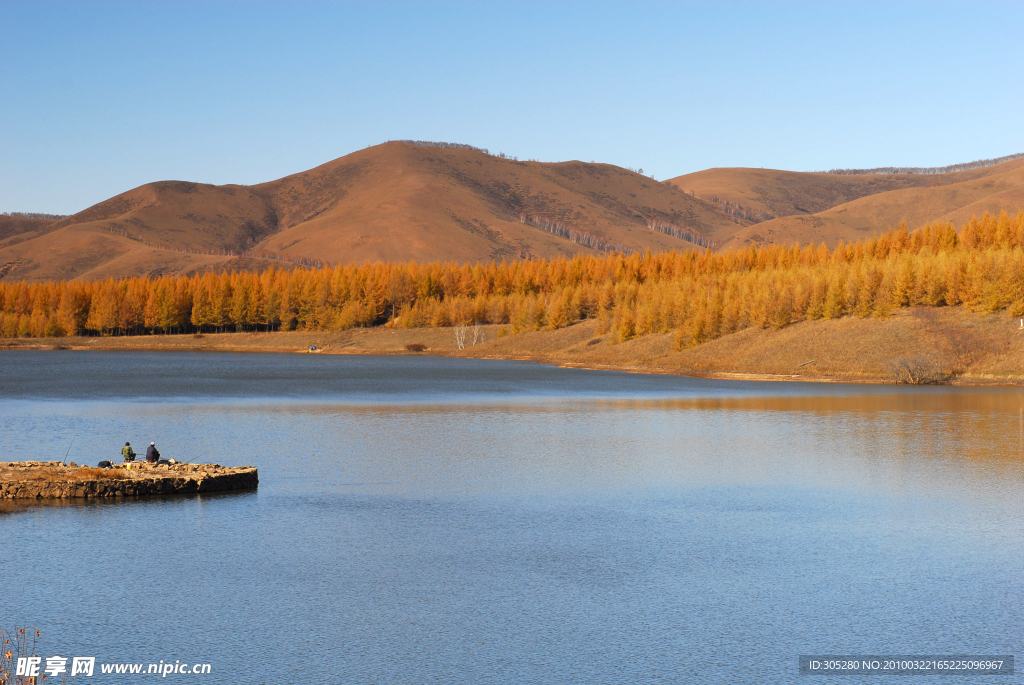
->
(2, 1, 1023, 214)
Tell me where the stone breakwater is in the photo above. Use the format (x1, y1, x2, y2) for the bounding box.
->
(0, 461, 258, 500)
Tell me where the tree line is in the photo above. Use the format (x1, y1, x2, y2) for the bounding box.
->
(519, 212, 633, 254)
(645, 218, 717, 249)
(825, 152, 1024, 176)
(693, 194, 777, 224)
(0, 212, 70, 220)
(2, 211, 1024, 348)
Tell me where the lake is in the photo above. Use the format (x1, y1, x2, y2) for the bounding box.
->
(2, 351, 1023, 683)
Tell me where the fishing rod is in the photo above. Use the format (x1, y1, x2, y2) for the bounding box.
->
(179, 449, 201, 465)
(61, 434, 77, 465)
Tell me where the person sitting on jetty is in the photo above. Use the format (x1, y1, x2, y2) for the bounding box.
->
(146, 442, 161, 463)
(121, 442, 136, 463)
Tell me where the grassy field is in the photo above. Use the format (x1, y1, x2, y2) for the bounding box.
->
(5, 306, 1024, 385)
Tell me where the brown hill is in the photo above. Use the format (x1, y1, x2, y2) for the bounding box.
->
(720, 160, 1024, 248)
(0, 216, 63, 249)
(666, 156, 1024, 249)
(0, 215, 60, 243)
(0, 142, 739, 282)
(11, 144, 1024, 283)
(0, 215, 64, 279)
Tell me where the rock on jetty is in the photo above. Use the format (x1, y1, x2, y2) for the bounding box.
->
(0, 461, 258, 500)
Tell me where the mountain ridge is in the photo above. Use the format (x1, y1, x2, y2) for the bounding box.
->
(0, 142, 739, 281)
(5, 143, 1024, 282)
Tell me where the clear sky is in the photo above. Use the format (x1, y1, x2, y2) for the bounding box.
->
(2, 1, 1023, 214)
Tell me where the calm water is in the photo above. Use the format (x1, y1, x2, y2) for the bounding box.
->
(2, 351, 1024, 684)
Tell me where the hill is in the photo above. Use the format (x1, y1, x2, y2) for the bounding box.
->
(9, 145, 1024, 282)
(0, 142, 740, 282)
(0, 214, 61, 240)
(665, 156, 1024, 249)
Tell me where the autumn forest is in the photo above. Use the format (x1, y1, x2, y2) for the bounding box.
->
(3, 212, 1024, 349)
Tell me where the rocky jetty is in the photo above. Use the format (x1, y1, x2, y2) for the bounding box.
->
(0, 461, 258, 500)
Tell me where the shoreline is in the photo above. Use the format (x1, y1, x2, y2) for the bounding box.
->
(4, 307, 1024, 387)
(0, 332, 897, 386)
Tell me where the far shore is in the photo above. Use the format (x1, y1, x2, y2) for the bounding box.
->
(3, 307, 1024, 386)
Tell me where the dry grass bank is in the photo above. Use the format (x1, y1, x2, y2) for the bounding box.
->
(3, 306, 1024, 385)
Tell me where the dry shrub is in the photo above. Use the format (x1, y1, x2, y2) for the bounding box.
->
(72, 467, 130, 480)
(1, 626, 71, 685)
(405, 343, 427, 352)
(886, 355, 948, 384)
(32, 466, 130, 481)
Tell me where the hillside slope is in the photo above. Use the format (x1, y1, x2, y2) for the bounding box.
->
(0, 215, 64, 279)
(0, 143, 738, 282)
(666, 156, 1024, 248)
(0, 215, 61, 243)
(665, 157, 1024, 218)
(718, 160, 1024, 248)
